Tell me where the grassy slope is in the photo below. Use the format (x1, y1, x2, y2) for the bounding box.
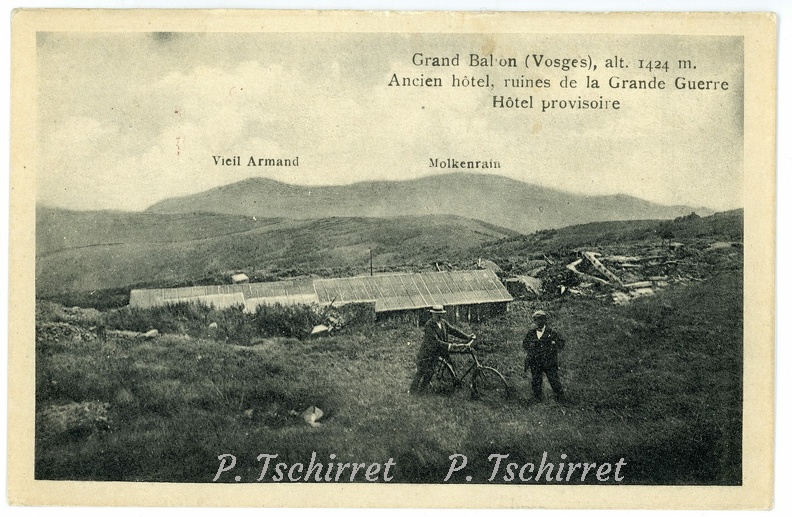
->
(36, 268, 741, 484)
(472, 210, 743, 261)
(36, 208, 517, 296)
(36, 207, 289, 257)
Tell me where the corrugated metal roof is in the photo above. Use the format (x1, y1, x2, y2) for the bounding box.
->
(129, 289, 163, 309)
(313, 270, 511, 312)
(176, 293, 246, 309)
(128, 289, 247, 309)
(129, 270, 511, 313)
(130, 279, 318, 309)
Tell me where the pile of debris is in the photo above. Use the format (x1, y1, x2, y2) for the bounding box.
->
(561, 241, 741, 304)
(307, 300, 375, 338)
(309, 301, 346, 338)
(60, 305, 103, 323)
(36, 321, 99, 346)
(36, 302, 103, 326)
(489, 239, 742, 305)
(564, 251, 670, 304)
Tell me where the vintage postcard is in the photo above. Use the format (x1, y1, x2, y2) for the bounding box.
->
(8, 9, 776, 508)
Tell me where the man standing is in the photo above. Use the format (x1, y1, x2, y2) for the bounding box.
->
(410, 305, 474, 394)
(523, 310, 566, 402)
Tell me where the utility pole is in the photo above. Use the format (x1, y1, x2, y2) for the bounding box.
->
(370, 249, 373, 276)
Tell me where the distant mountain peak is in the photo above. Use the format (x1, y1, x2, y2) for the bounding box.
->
(146, 173, 714, 234)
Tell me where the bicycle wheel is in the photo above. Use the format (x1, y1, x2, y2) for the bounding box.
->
(429, 358, 458, 395)
(471, 366, 512, 403)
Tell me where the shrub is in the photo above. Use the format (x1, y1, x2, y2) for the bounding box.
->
(252, 303, 319, 339)
(100, 301, 357, 344)
(104, 303, 212, 335)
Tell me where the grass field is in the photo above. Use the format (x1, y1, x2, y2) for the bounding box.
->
(35, 267, 741, 484)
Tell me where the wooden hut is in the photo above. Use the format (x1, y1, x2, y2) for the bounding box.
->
(129, 270, 512, 325)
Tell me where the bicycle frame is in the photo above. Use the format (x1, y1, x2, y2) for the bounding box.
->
(431, 338, 512, 402)
(442, 341, 481, 384)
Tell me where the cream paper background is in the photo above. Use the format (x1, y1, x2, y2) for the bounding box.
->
(7, 8, 776, 509)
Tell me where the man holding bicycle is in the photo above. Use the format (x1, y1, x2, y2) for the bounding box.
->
(409, 305, 475, 394)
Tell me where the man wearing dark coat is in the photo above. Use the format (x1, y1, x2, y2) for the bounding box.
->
(410, 305, 474, 393)
(523, 310, 566, 401)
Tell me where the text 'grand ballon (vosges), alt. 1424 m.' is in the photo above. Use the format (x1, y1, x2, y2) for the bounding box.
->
(387, 52, 732, 113)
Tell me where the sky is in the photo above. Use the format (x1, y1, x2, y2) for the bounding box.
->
(36, 31, 744, 212)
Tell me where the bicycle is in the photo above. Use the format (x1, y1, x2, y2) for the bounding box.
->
(428, 338, 513, 403)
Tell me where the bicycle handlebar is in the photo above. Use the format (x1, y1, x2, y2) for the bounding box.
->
(447, 336, 476, 353)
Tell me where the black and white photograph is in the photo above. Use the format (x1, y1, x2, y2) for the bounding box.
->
(7, 8, 776, 509)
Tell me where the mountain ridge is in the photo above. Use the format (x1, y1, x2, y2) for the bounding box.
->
(146, 173, 714, 234)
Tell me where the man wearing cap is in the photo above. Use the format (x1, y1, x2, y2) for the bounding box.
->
(410, 305, 474, 394)
(523, 310, 566, 402)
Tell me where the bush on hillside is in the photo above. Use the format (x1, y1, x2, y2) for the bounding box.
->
(100, 301, 359, 344)
(104, 302, 211, 335)
(251, 303, 323, 340)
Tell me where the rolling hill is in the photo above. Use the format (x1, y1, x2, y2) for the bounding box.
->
(146, 173, 712, 234)
(473, 209, 744, 259)
(36, 207, 518, 296)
